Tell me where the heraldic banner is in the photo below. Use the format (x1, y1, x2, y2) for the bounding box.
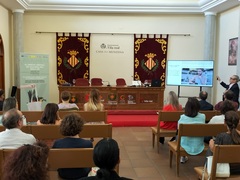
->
(134, 34, 168, 87)
(57, 33, 90, 85)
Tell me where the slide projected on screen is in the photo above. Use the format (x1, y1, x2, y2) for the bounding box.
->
(166, 60, 214, 87)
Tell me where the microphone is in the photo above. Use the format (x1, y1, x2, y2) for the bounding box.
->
(103, 80, 110, 86)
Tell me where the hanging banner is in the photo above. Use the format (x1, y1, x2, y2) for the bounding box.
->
(20, 53, 49, 111)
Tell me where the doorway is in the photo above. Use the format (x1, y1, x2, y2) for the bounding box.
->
(0, 35, 4, 90)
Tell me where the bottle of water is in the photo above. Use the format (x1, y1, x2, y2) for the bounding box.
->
(22, 115, 27, 125)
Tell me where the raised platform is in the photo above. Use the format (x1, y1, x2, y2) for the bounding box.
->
(107, 110, 158, 115)
(107, 115, 158, 127)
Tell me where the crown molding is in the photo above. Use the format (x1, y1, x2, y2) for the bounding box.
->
(0, 0, 239, 14)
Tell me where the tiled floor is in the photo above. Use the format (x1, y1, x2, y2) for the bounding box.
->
(113, 127, 205, 180)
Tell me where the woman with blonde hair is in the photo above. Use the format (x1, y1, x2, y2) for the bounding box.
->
(159, 91, 182, 144)
(84, 89, 104, 111)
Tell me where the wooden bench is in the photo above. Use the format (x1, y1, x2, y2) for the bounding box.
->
(194, 145, 240, 180)
(0, 124, 112, 140)
(0, 148, 96, 180)
(19, 110, 108, 124)
(168, 123, 228, 177)
(151, 110, 217, 153)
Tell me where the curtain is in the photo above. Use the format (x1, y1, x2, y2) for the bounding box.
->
(134, 34, 168, 87)
(56, 33, 90, 85)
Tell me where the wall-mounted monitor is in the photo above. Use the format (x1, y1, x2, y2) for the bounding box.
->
(166, 60, 214, 87)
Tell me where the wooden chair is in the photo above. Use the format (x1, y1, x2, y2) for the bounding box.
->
(194, 145, 240, 180)
(59, 111, 108, 124)
(91, 78, 103, 86)
(151, 110, 183, 153)
(116, 78, 126, 86)
(75, 78, 90, 86)
(168, 124, 227, 176)
(80, 124, 112, 138)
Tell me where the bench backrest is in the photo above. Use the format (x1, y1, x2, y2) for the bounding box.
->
(0, 124, 112, 140)
(48, 148, 95, 170)
(19, 110, 108, 123)
(31, 123, 112, 140)
(210, 145, 240, 179)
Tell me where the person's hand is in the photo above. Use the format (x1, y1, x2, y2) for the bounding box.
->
(216, 76, 221, 82)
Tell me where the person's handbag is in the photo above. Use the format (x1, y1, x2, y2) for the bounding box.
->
(27, 87, 42, 111)
(202, 156, 230, 180)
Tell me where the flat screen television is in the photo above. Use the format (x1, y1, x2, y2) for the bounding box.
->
(166, 60, 214, 87)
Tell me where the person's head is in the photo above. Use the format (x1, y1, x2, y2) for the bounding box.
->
(229, 75, 239, 84)
(3, 141, 49, 180)
(224, 111, 240, 144)
(2, 109, 24, 129)
(184, 97, 200, 117)
(61, 91, 71, 102)
(40, 103, 59, 124)
(220, 100, 235, 114)
(89, 89, 101, 104)
(197, 68, 204, 76)
(93, 138, 120, 178)
(167, 91, 180, 109)
(0, 89, 4, 101)
(224, 90, 234, 100)
(199, 91, 208, 101)
(2, 97, 18, 112)
(60, 113, 85, 136)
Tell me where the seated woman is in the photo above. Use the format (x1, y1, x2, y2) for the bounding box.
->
(208, 100, 235, 124)
(215, 90, 238, 111)
(159, 91, 182, 144)
(52, 113, 93, 179)
(58, 91, 79, 110)
(3, 141, 49, 180)
(84, 89, 104, 111)
(80, 138, 132, 180)
(37, 103, 61, 125)
(207, 111, 240, 174)
(178, 97, 206, 163)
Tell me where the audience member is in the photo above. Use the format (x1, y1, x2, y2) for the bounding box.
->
(198, 91, 213, 110)
(178, 97, 205, 163)
(52, 113, 93, 179)
(159, 91, 182, 144)
(206, 111, 240, 174)
(215, 90, 238, 111)
(209, 100, 235, 124)
(58, 91, 79, 110)
(3, 141, 49, 180)
(37, 103, 61, 125)
(217, 75, 239, 106)
(80, 138, 132, 180)
(0, 89, 4, 111)
(0, 108, 36, 149)
(84, 89, 104, 111)
(0, 97, 19, 125)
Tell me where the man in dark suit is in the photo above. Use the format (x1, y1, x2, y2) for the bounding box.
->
(217, 75, 239, 107)
(198, 91, 213, 110)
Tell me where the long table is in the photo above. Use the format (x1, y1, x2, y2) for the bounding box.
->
(58, 86, 164, 110)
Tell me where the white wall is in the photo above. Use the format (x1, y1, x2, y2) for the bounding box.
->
(23, 12, 205, 104)
(214, 6, 240, 105)
(0, 5, 11, 97)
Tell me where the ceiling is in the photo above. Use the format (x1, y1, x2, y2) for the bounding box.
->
(0, 0, 239, 14)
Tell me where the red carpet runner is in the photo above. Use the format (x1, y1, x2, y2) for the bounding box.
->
(107, 110, 158, 127)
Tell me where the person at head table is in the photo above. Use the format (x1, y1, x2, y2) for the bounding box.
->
(189, 68, 207, 85)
